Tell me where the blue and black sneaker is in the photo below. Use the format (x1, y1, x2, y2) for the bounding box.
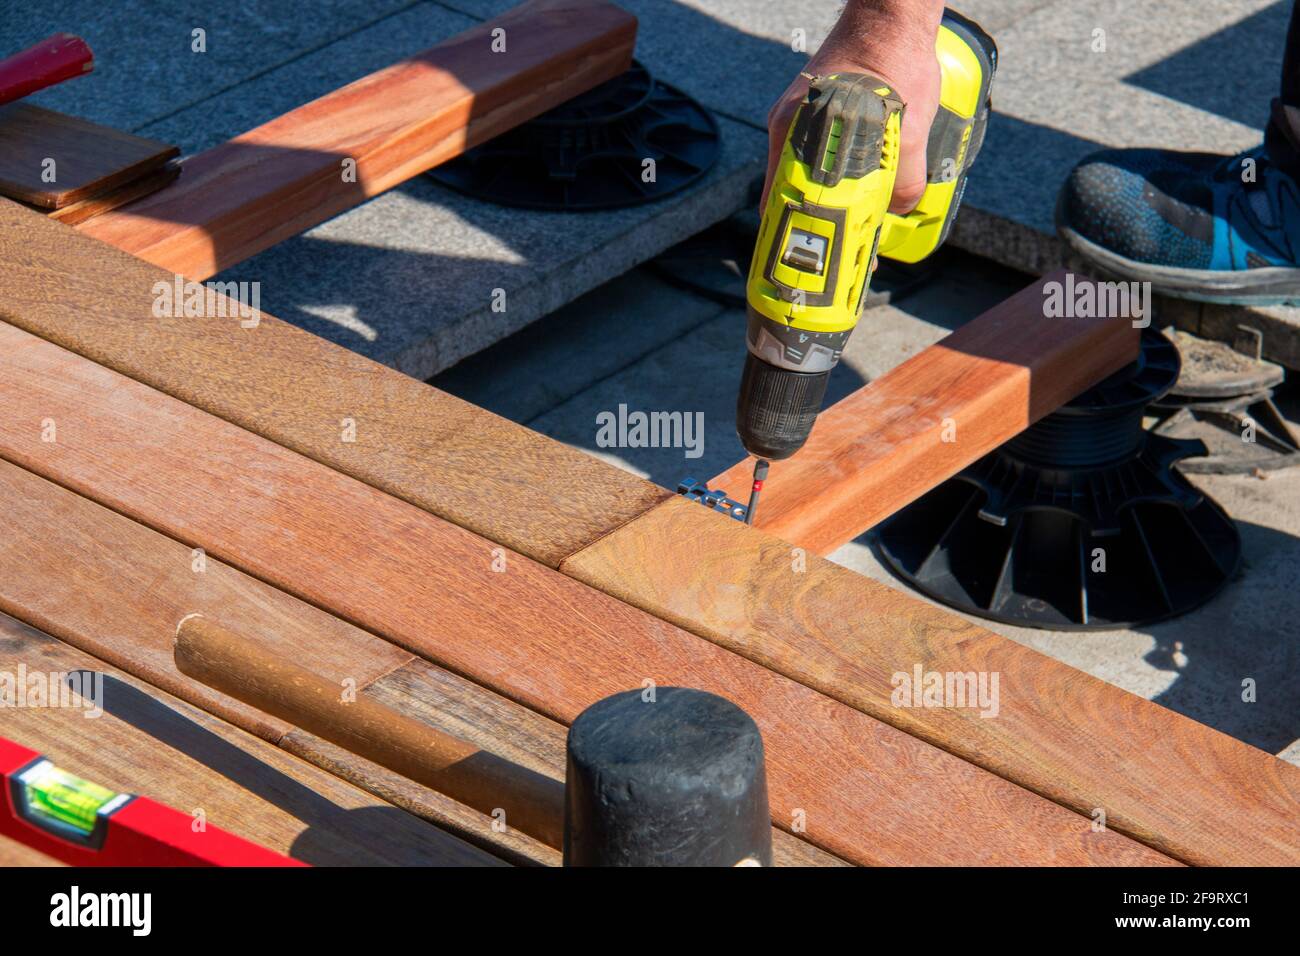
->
(1056, 145, 1300, 305)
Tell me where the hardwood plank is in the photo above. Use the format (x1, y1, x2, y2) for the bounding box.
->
(76, 0, 637, 279)
(0, 104, 177, 207)
(175, 615, 567, 849)
(561, 495, 1300, 867)
(0, 460, 410, 743)
(0, 459, 549, 865)
(0, 454, 822, 866)
(712, 271, 1141, 554)
(44, 161, 181, 225)
(361, 659, 849, 867)
(0, 612, 501, 866)
(0, 198, 668, 567)
(278, 733, 557, 867)
(0, 323, 1174, 866)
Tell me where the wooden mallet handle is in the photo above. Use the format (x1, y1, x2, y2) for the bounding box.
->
(174, 615, 564, 848)
(0, 34, 94, 108)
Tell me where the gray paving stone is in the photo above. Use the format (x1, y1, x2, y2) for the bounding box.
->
(432, 268, 727, 423)
(4, 0, 416, 132)
(436, 0, 1050, 128)
(216, 113, 766, 378)
(944, 0, 1300, 367)
(136, 3, 478, 151)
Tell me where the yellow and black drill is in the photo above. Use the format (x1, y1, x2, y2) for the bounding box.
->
(736, 9, 997, 462)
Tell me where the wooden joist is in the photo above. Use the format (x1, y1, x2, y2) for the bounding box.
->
(710, 270, 1141, 554)
(0, 323, 1172, 866)
(0, 199, 667, 567)
(0, 612, 502, 866)
(75, 0, 638, 279)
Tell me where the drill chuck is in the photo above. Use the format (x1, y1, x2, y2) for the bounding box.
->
(736, 352, 830, 460)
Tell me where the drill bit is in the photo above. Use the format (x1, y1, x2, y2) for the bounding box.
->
(744, 459, 769, 526)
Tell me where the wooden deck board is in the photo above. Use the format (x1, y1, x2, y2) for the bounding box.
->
(0, 458, 829, 866)
(0, 460, 545, 865)
(561, 495, 1300, 866)
(0, 612, 501, 866)
(0, 322, 1172, 866)
(0, 198, 668, 567)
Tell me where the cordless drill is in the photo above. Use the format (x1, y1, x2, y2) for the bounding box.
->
(736, 9, 996, 461)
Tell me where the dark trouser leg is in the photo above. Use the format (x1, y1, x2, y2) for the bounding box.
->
(1265, 0, 1300, 176)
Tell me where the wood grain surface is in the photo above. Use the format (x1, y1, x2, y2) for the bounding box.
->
(76, 0, 637, 278)
(562, 495, 1300, 866)
(712, 271, 1141, 553)
(0, 323, 1174, 866)
(0, 198, 669, 567)
(0, 612, 501, 866)
(0, 103, 177, 207)
(358, 659, 848, 867)
(0, 459, 824, 866)
(44, 161, 181, 224)
(0, 460, 558, 865)
(0, 835, 64, 866)
(176, 616, 566, 848)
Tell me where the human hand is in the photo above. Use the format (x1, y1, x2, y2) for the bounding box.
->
(762, 0, 944, 214)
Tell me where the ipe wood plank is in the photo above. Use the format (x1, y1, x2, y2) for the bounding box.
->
(0, 460, 555, 866)
(710, 271, 1141, 554)
(75, 0, 638, 279)
(0, 323, 1172, 866)
(0, 198, 668, 567)
(0, 612, 502, 866)
(0, 457, 837, 866)
(0, 104, 177, 208)
(561, 495, 1300, 867)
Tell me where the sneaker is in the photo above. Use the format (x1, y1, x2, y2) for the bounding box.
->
(1056, 145, 1300, 305)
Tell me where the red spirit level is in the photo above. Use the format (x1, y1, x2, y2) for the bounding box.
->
(0, 735, 304, 866)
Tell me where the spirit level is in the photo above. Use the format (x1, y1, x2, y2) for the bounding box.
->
(0, 735, 304, 866)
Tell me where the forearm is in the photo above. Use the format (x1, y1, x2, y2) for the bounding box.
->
(832, 0, 946, 67)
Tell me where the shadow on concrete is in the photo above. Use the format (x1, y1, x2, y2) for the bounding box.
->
(1125, 1, 1288, 130)
(1138, 516, 1300, 753)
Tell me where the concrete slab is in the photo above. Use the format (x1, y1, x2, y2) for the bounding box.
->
(434, 269, 728, 423)
(134, 3, 478, 152)
(214, 112, 764, 378)
(7, 0, 415, 132)
(829, 464, 1300, 761)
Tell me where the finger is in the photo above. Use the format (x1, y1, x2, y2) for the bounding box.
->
(888, 117, 930, 214)
(761, 87, 807, 212)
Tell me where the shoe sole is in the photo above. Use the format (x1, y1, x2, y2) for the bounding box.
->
(1055, 205, 1300, 307)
